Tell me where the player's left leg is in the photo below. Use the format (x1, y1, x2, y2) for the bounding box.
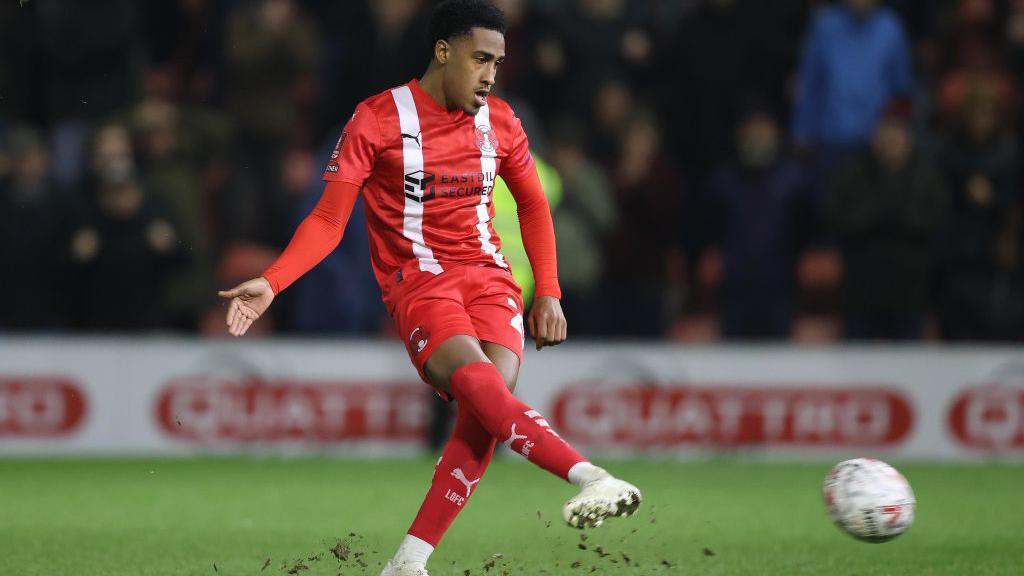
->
(429, 340, 641, 529)
(462, 274, 643, 530)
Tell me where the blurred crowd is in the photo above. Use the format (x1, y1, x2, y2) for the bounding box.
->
(2, 0, 1024, 343)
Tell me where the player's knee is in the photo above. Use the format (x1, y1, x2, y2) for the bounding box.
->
(485, 358, 517, 393)
(424, 335, 491, 392)
(480, 363, 516, 394)
(501, 371, 518, 394)
(481, 343, 520, 394)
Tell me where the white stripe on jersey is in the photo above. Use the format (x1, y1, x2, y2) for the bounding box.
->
(473, 104, 508, 268)
(391, 86, 443, 275)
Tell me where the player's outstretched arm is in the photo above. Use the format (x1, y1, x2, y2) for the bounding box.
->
(218, 277, 275, 337)
(216, 180, 360, 337)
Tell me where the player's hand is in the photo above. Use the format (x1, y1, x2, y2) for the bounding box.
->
(217, 277, 275, 337)
(528, 295, 567, 351)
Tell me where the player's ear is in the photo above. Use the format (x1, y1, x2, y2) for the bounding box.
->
(434, 39, 450, 65)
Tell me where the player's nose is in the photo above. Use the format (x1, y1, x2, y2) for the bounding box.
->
(482, 65, 497, 86)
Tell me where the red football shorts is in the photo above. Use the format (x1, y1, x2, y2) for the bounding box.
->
(391, 264, 526, 387)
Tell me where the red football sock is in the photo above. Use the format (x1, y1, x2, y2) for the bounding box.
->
(407, 405, 496, 547)
(450, 362, 587, 480)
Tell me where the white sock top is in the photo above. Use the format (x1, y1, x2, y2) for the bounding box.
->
(567, 462, 606, 487)
(393, 534, 434, 567)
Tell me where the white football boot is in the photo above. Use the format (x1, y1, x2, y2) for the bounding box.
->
(562, 468, 642, 529)
(379, 560, 429, 576)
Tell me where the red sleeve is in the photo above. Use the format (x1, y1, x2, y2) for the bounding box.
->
(507, 169, 561, 299)
(260, 180, 360, 295)
(323, 102, 380, 185)
(497, 111, 536, 184)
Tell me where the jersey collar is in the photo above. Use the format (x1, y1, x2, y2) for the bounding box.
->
(409, 78, 473, 122)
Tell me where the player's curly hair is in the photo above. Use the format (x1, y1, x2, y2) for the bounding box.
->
(426, 0, 507, 52)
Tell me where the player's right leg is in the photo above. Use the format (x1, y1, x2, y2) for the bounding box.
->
(384, 346, 519, 575)
(425, 336, 642, 529)
(381, 400, 495, 576)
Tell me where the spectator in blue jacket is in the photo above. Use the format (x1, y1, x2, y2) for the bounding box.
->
(792, 0, 913, 203)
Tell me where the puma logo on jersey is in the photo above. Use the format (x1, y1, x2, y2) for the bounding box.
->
(401, 131, 422, 148)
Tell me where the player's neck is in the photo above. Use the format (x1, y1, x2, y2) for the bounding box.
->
(418, 68, 453, 111)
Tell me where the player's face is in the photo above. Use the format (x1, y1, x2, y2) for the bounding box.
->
(444, 27, 505, 115)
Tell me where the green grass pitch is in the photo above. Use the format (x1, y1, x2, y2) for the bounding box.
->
(1, 458, 1021, 575)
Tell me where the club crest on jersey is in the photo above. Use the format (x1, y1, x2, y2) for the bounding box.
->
(474, 126, 499, 153)
(409, 326, 430, 354)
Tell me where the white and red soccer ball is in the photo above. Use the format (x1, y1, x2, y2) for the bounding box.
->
(823, 458, 915, 542)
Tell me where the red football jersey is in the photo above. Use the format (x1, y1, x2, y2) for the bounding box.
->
(323, 79, 537, 306)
